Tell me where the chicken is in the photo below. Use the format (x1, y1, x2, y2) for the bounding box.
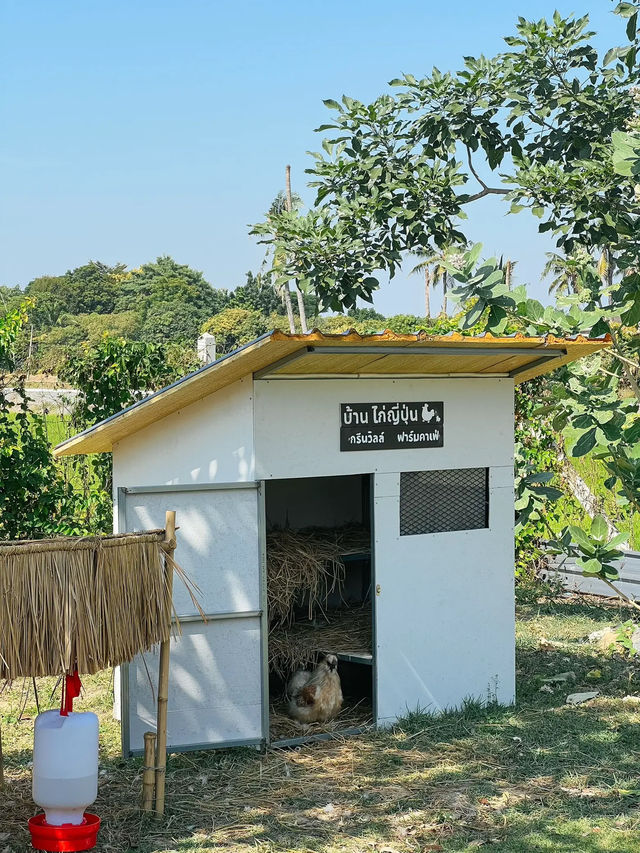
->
(286, 654, 343, 723)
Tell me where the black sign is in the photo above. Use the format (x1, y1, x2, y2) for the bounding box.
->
(340, 402, 444, 451)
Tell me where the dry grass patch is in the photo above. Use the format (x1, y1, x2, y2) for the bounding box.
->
(3, 596, 640, 851)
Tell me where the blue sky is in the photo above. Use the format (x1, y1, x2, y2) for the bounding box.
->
(0, 1, 625, 316)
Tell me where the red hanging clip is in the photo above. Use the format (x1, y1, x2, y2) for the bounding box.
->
(60, 669, 82, 716)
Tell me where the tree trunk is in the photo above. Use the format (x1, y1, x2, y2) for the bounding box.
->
(424, 266, 431, 318)
(285, 164, 307, 334)
(282, 284, 296, 333)
(442, 273, 448, 315)
(505, 260, 512, 290)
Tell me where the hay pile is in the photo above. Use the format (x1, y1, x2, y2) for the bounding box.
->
(269, 608, 372, 677)
(0, 531, 196, 680)
(266, 526, 370, 628)
(270, 696, 373, 742)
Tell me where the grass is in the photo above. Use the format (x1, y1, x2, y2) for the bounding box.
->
(3, 595, 640, 851)
(558, 427, 640, 550)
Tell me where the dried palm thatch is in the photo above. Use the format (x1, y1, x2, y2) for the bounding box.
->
(0, 530, 197, 680)
(266, 526, 370, 629)
(269, 607, 372, 677)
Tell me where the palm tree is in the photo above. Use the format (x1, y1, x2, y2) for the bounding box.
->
(285, 165, 308, 333)
(265, 169, 307, 333)
(499, 256, 517, 289)
(542, 248, 593, 295)
(410, 246, 464, 316)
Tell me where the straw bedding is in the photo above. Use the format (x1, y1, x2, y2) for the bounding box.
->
(269, 696, 373, 742)
(0, 531, 193, 680)
(266, 526, 371, 677)
(269, 607, 372, 678)
(266, 526, 370, 628)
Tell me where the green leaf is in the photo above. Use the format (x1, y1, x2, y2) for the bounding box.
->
(533, 486, 563, 500)
(590, 514, 608, 541)
(322, 99, 341, 110)
(607, 532, 629, 549)
(579, 558, 603, 574)
(466, 243, 483, 268)
(572, 414, 593, 430)
(462, 299, 486, 329)
(569, 525, 596, 554)
(572, 428, 597, 457)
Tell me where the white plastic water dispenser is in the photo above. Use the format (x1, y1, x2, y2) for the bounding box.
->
(32, 709, 99, 826)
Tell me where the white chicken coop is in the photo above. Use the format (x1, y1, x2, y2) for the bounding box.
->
(55, 329, 607, 753)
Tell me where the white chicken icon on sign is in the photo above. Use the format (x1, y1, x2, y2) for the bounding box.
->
(421, 403, 441, 424)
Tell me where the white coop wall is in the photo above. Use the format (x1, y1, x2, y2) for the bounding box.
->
(255, 376, 515, 721)
(111, 370, 517, 748)
(112, 376, 254, 488)
(112, 375, 263, 754)
(254, 378, 513, 479)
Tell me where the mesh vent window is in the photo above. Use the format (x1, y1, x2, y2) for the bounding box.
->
(399, 468, 489, 536)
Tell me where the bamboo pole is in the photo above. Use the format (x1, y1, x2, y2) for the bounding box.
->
(155, 510, 176, 817)
(142, 731, 156, 812)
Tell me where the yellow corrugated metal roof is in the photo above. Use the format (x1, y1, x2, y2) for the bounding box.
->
(53, 329, 610, 457)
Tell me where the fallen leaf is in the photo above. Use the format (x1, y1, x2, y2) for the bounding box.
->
(566, 691, 599, 705)
(542, 671, 575, 683)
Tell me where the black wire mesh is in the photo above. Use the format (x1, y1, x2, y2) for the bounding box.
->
(399, 468, 489, 536)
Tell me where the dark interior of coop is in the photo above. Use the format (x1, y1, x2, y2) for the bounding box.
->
(264, 473, 374, 744)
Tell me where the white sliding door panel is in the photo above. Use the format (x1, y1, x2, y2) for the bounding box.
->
(121, 485, 265, 753)
(374, 469, 514, 726)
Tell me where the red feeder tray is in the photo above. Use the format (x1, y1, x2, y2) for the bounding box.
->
(28, 813, 100, 852)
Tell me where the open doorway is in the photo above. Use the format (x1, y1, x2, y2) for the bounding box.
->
(264, 474, 374, 745)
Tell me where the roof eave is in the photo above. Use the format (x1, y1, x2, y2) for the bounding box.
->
(53, 331, 611, 458)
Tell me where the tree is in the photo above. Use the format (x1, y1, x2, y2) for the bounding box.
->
(0, 302, 81, 539)
(229, 271, 283, 314)
(201, 308, 269, 354)
(26, 263, 127, 318)
(285, 165, 309, 333)
(116, 256, 229, 343)
(255, 3, 640, 600)
(61, 336, 182, 531)
(542, 248, 594, 295)
(410, 246, 464, 315)
(257, 174, 313, 333)
(252, 9, 637, 311)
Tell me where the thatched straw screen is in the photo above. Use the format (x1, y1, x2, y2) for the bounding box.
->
(0, 530, 180, 680)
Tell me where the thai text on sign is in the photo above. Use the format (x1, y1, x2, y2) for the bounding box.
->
(340, 402, 444, 451)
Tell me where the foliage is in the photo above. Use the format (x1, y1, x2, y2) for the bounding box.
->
(201, 308, 269, 353)
(228, 271, 284, 315)
(615, 618, 638, 657)
(513, 378, 565, 592)
(252, 5, 640, 599)
(550, 514, 628, 580)
(0, 303, 82, 539)
(346, 306, 386, 322)
(13, 256, 233, 372)
(114, 256, 229, 345)
(61, 335, 182, 531)
(62, 335, 177, 426)
(252, 9, 638, 309)
(26, 262, 127, 321)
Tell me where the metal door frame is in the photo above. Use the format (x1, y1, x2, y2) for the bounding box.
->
(117, 481, 268, 756)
